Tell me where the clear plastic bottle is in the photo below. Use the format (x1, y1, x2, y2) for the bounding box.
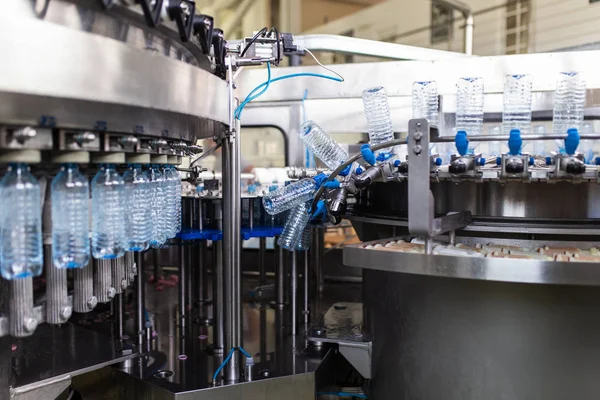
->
(362, 86, 395, 153)
(299, 120, 348, 170)
(123, 164, 152, 252)
(51, 164, 90, 269)
(91, 164, 126, 259)
(262, 178, 317, 215)
(487, 125, 502, 157)
(580, 122, 594, 163)
(412, 81, 439, 126)
(553, 72, 586, 138)
(295, 223, 311, 251)
(171, 166, 182, 235)
(502, 74, 532, 137)
(162, 165, 178, 239)
(532, 125, 548, 157)
(278, 202, 311, 251)
(0, 163, 43, 279)
(456, 77, 484, 138)
(148, 165, 167, 247)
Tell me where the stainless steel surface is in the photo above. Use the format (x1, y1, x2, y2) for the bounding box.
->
(291, 252, 298, 337)
(364, 269, 600, 399)
(0, 16, 228, 140)
(259, 237, 267, 285)
(303, 252, 310, 329)
(9, 278, 36, 338)
(275, 237, 285, 309)
(231, 113, 242, 381)
(307, 302, 371, 379)
(179, 242, 188, 333)
(135, 252, 146, 351)
(355, 181, 600, 220)
(112, 257, 126, 295)
(408, 119, 434, 237)
(73, 261, 98, 313)
(125, 251, 135, 287)
(344, 237, 600, 286)
(116, 293, 124, 340)
(94, 259, 115, 304)
(10, 374, 71, 400)
(213, 240, 224, 352)
(11, 323, 136, 391)
(294, 34, 467, 60)
(44, 246, 71, 325)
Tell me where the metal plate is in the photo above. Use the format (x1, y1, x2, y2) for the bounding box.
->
(0, 16, 228, 139)
(344, 237, 600, 286)
(11, 323, 135, 390)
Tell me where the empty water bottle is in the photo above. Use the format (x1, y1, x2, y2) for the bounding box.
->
(172, 166, 182, 234)
(295, 223, 311, 251)
(532, 125, 548, 156)
(456, 77, 484, 138)
(299, 120, 348, 170)
(580, 123, 594, 163)
(148, 165, 167, 247)
(162, 165, 179, 239)
(502, 74, 532, 136)
(278, 202, 311, 251)
(123, 165, 152, 252)
(553, 72, 586, 138)
(0, 163, 43, 279)
(263, 179, 317, 215)
(51, 164, 90, 269)
(91, 164, 126, 259)
(362, 86, 395, 153)
(412, 81, 439, 126)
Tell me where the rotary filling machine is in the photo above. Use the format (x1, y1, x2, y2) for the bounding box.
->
(3, 1, 600, 399)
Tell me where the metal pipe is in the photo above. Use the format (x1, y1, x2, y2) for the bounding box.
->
(135, 252, 146, 352)
(222, 131, 237, 381)
(425, 238, 433, 255)
(303, 251, 310, 329)
(259, 237, 266, 285)
(291, 251, 297, 337)
(179, 241, 187, 334)
(45, 245, 71, 325)
(464, 13, 474, 56)
(432, 133, 600, 143)
(116, 293, 124, 340)
(317, 228, 325, 294)
(275, 237, 285, 309)
(213, 240, 224, 352)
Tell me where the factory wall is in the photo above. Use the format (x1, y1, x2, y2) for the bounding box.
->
(303, 0, 600, 58)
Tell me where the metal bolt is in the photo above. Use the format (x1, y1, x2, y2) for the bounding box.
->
(74, 131, 96, 145)
(119, 136, 139, 147)
(121, 278, 128, 290)
(23, 317, 37, 334)
(413, 131, 423, 141)
(149, 139, 168, 149)
(60, 306, 72, 321)
(132, 264, 138, 275)
(413, 145, 422, 155)
(107, 287, 116, 300)
(12, 127, 37, 144)
(88, 296, 98, 310)
(129, 273, 136, 282)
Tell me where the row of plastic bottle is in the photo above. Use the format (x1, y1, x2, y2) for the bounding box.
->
(0, 163, 181, 280)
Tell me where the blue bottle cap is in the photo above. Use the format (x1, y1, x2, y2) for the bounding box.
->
(545, 156, 552, 166)
(394, 160, 401, 167)
(496, 157, 502, 166)
(478, 157, 486, 166)
(529, 157, 535, 166)
(434, 157, 442, 166)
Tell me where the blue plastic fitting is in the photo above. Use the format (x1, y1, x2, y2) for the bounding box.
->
(269, 185, 278, 192)
(376, 152, 391, 162)
(478, 158, 486, 166)
(360, 144, 377, 166)
(496, 157, 502, 166)
(355, 166, 364, 175)
(508, 129, 522, 156)
(529, 157, 535, 166)
(394, 160, 401, 167)
(545, 156, 552, 166)
(338, 164, 352, 177)
(311, 200, 327, 221)
(595, 157, 600, 166)
(322, 180, 340, 189)
(564, 128, 580, 155)
(455, 130, 469, 156)
(313, 173, 329, 187)
(434, 157, 442, 166)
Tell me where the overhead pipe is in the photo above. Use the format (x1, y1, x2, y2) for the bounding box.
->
(436, 0, 474, 55)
